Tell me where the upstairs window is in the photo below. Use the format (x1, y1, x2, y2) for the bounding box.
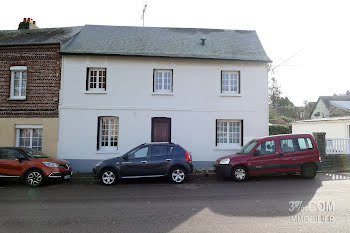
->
(87, 68, 106, 92)
(97, 117, 118, 152)
(10, 66, 27, 99)
(221, 71, 240, 95)
(153, 69, 173, 93)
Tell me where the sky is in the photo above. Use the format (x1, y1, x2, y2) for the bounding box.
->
(1, 0, 349, 106)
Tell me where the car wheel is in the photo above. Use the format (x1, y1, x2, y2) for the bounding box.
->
(101, 169, 117, 185)
(170, 167, 186, 184)
(301, 164, 317, 179)
(25, 170, 44, 187)
(232, 166, 248, 182)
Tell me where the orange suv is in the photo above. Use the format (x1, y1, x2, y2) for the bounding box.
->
(0, 147, 72, 187)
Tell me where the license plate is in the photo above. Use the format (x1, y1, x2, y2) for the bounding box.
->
(64, 175, 71, 179)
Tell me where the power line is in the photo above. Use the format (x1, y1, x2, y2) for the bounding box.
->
(271, 48, 304, 73)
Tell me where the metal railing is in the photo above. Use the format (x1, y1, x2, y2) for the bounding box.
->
(326, 138, 350, 155)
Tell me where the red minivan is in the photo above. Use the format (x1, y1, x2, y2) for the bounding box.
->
(214, 134, 322, 181)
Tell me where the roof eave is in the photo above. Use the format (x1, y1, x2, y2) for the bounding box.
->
(59, 51, 272, 63)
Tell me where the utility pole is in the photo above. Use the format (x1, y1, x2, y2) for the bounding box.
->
(141, 3, 147, 27)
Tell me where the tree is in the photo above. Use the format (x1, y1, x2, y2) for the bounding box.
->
(269, 76, 282, 107)
(279, 97, 294, 107)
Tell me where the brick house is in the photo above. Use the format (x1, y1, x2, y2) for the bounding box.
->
(0, 19, 81, 156)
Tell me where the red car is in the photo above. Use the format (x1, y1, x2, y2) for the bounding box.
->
(214, 134, 322, 181)
(0, 147, 72, 187)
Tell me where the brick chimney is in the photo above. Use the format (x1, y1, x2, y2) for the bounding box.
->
(18, 18, 39, 29)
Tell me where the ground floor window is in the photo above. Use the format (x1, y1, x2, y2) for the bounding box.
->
(15, 125, 43, 151)
(216, 120, 242, 147)
(98, 117, 119, 151)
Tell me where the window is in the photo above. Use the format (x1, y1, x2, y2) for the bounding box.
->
(10, 66, 27, 99)
(221, 71, 240, 95)
(98, 117, 118, 151)
(153, 69, 173, 93)
(150, 145, 168, 157)
(87, 68, 106, 91)
(297, 138, 313, 150)
(15, 125, 43, 151)
(129, 147, 149, 159)
(216, 120, 241, 147)
(255, 140, 276, 155)
(279, 139, 298, 153)
(0, 149, 22, 160)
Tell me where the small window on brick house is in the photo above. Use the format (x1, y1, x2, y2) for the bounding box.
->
(15, 125, 43, 151)
(86, 68, 106, 92)
(10, 66, 27, 99)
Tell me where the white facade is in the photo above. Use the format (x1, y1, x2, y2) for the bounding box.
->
(293, 117, 350, 138)
(58, 55, 269, 171)
(311, 99, 330, 119)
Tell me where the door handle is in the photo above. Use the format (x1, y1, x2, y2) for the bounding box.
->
(166, 159, 172, 162)
(278, 153, 284, 156)
(141, 161, 147, 164)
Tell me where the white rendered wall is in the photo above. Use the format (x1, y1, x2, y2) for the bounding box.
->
(58, 56, 269, 162)
(292, 120, 350, 138)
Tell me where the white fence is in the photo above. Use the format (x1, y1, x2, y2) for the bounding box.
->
(326, 138, 350, 155)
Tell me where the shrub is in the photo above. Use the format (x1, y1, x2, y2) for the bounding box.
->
(269, 124, 291, 135)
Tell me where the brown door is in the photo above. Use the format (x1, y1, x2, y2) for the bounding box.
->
(152, 117, 171, 142)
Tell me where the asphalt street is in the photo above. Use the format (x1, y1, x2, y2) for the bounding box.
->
(0, 172, 350, 233)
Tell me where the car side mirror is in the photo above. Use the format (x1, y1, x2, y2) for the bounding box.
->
(16, 157, 24, 163)
(253, 150, 260, 156)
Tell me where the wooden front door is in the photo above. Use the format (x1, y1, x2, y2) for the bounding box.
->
(152, 117, 171, 142)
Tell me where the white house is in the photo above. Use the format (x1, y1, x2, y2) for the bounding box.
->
(57, 25, 271, 171)
(293, 117, 350, 154)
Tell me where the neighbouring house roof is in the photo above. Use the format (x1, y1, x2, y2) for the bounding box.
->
(294, 116, 350, 123)
(330, 101, 350, 112)
(60, 25, 272, 62)
(0, 27, 83, 47)
(303, 102, 316, 119)
(311, 96, 350, 116)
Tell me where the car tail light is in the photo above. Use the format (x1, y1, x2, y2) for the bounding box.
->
(185, 151, 191, 162)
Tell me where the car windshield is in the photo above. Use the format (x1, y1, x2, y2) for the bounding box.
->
(237, 140, 258, 154)
(18, 148, 50, 158)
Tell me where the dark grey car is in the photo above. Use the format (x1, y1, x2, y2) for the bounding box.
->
(93, 143, 193, 185)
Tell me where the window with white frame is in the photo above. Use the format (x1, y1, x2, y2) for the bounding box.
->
(153, 69, 173, 93)
(15, 125, 43, 151)
(10, 66, 27, 99)
(216, 120, 241, 147)
(98, 117, 118, 151)
(87, 68, 106, 91)
(221, 71, 240, 95)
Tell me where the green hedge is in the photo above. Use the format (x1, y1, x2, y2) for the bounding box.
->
(269, 124, 291, 135)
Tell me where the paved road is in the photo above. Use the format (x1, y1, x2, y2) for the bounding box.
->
(0, 172, 350, 233)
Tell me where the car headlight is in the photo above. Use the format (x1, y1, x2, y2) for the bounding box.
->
(219, 158, 230, 165)
(42, 162, 59, 167)
(96, 161, 103, 167)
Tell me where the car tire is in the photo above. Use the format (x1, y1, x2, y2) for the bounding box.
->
(169, 167, 186, 184)
(232, 166, 248, 182)
(100, 169, 117, 185)
(301, 164, 317, 179)
(25, 170, 44, 187)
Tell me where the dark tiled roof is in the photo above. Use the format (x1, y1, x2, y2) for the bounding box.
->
(319, 96, 350, 109)
(61, 25, 271, 62)
(0, 27, 83, 47)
